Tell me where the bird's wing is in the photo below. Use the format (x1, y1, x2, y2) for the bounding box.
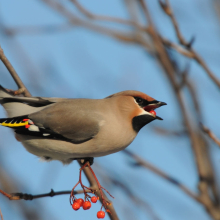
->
(28, 100, 102, 144)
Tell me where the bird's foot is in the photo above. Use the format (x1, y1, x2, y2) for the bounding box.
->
(70, 161, 114, 213)
(79, 157, 94, 166)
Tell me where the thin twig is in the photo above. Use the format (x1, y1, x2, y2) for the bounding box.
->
(201, 123, 220, 148)
(95, 163, 161, 220)
(123, 149, 200, 202)
(193, 53, 220, 89)
(153, 126, 187, 136)
(0, 189, 83, 200)
(0, 208, 3, 220)
(0, 165, 48, 219)
(0, 45, 31, 97)
(124, 149, 220, 218)
(160, 0, 220, 89)
(161, 37, 195, 58)
(157, 2, 220, 210)
(70, 0, 146, 30)
(161, 0, 188, 45)
(40, 0, 150, 47)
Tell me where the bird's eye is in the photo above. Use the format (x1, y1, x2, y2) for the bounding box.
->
(134, 97, 144, 105)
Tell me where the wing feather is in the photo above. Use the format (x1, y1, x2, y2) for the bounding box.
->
(29, 99, 102, 144)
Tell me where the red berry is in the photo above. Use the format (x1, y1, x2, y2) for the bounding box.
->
(72, 202, 80, 211)
(91, 196, 98, 203)
(76, 198, 84, 207)
(83, 201, 91, 210)
(97, 211, 105, 219)
(149, 110, 156, 116)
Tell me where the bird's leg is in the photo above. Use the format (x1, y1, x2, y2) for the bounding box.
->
(79, 157, 94, 166)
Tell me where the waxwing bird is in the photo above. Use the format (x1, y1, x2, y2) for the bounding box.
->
(0, 85, 166, 164)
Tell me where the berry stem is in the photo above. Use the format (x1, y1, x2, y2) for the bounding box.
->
(87, 163, 114, 209)
(70, 180, 80, 204)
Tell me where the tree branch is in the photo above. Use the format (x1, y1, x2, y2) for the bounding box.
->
(136, 1, 220, 219)
(201, 123, 220, 148)
(78, 164, 119, 220)
(0, 189, 81, 201)
(0, 45, 31, 97)
(70, 0, 146, 30)
(159, 0, 220, 89)
(0, 208, 3, 220)
(123, 149, 200, 202)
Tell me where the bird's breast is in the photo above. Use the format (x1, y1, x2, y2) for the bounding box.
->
(91, 116, 137, 156)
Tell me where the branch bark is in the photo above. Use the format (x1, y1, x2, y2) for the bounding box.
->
(0, 208, 3, 220)
(124, 149, 200, 202)
(160, 0, 220, 90)
(0, 45, 31, 97)
(201, 123, 220, 148)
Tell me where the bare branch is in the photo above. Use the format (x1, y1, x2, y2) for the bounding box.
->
(201, 123, 220, 148)
(153, 126, 187, 136)
(0, 45, 31, 97)
(131, 2, 220, 218)
(0, 189, 83, 201)
(161, 37, 195, 58)
(79, 164, 119, 220)
(193, 53, 220, 89)
(160, 0, 220, 89)
(124, 149, 220, 218)
(123, 149, 200, 202)
(0, 208, 3, 220)
(70, 0, 146, 30)
(160, 0, 188, 45)
(95, 164, 161, 220)
(40, 0, 152, 49)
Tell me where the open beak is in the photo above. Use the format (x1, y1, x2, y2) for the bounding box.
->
(143, 101, 167, 120)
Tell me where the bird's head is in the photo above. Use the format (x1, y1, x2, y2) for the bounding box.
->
(107, 90, 167, 132)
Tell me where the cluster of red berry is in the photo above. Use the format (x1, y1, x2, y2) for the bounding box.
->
(72, 196, 106, 219)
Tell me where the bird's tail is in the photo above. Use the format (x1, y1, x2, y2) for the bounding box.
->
(0, 116, 29, 128)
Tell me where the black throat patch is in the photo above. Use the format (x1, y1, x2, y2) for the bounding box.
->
(132, 114, 155, 132)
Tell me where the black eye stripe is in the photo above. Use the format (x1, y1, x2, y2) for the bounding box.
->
(134, 97, 158, 107)
(134, 97, 143, 104)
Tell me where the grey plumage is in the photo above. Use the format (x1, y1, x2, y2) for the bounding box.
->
(0, 85, 166, 164)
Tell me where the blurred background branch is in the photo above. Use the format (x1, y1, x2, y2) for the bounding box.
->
(0, 208, 3, 220)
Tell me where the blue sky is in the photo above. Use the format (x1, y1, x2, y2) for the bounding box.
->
(1, 0, 220, 220)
